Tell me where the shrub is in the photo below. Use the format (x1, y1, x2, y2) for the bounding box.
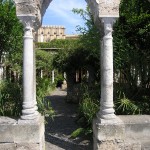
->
(0, 80, 22, 116)
(115, 96, 141, 115)
(36, 78, 55, 117)
(0, 78, 55, 118)
(78, 97, 99, 126)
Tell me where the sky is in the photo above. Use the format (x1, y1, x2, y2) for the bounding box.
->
(42, 0, 87, 35)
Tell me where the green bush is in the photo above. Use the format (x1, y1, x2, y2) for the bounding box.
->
(78, 97, 99, 126)
(74, 83, 150, 138)
(115, 90, 150, 115)
(115, 97, 141, 115)
(75, 83, 99, 129)
(0, 80, 22, 116)
(0, 78, 55, 118)
(136, 96, 150, 114)
(36, 78, 55, 117)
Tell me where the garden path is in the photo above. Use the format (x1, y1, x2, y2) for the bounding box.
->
(45, 88, 92, 150)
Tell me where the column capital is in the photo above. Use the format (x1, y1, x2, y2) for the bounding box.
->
(101, 17, 117, 25)
(17, 15, 35, 28)
(14, 0, 42, 30)
(101, 17, 117, 38)
(86, 0, 120, 26)
(14, 0, 53, 30)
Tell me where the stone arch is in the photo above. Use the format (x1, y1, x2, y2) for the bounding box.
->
(14, 0, 121, 125)
(14, 0, 140, 149)
(14, 0, 120, 30)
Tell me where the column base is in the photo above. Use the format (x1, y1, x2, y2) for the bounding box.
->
(97, 115, 123, 124)
(93, 117, 125, 150)
(0, 116, 45, 150)
(96, 110, 122, 123)
(21, 111, 40, 120)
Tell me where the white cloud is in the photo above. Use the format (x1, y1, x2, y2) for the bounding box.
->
(42, 0, 87, 34)
(48, 0, 86, 11)
(44, 0, 86, 24)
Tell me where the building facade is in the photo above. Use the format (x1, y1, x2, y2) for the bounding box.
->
(36, 25, 79, 42)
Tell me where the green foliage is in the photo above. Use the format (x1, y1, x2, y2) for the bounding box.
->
(115, 92, 141, 115)
(137, 96, 150, 114)
(70, 128, 85, 138)
(71, 1, 150, 138)
(0, 80, 22, 116)
(37, 97, 55, 118)
(36, 39, 80, 49)
(52, 8, 100, 78)
(0, 0, 23, 81)
(36, 50, 53, 70)
(113, 0, 150, 91)
(72, 7, 100, 75)
(77, 84, 99, 127)
(0, 78, 56, 118)
(54, 73, 64, 85)
(79, 97, 99, 125)
(52, 39, 84, 72)
(0, 1, 55, 118)
(73, 7, 100, 52)
(36, 78, 55, 117)
(0, 0, 23, 61)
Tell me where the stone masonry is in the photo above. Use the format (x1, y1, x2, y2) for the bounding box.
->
(0, 116, 45, 150)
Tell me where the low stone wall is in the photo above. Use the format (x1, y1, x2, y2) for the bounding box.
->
(0, 116, 45, 150)
(93, 115, 150, 150)
(120, 115, 150, 150)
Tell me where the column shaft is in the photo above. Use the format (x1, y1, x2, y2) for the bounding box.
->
(52, 70, 55, 83)
(33, 45, 38, 114)
(21, 25, 37, 120)
(98, 18, 116, 120)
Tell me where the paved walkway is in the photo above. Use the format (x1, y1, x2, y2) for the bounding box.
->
(45, 89, 92, 150)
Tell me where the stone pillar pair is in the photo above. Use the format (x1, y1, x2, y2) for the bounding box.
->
(21, 16, 116, 121)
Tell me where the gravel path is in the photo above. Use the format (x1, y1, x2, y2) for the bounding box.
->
(45, 89, 92, 150)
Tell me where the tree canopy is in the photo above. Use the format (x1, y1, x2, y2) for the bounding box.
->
(113, 0, 150, 91)
(0, 0, 23, 62)
(52, 8, 101, 83)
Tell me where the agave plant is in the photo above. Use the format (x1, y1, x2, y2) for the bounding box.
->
(115, 92, 141, 115)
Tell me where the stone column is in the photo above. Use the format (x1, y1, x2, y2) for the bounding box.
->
(93, 17, 124, 150)
(41, 70, 43, 78)
(97, 18, 116, 122)
(0, 66, 3, 81)
(33, 43, 39, 115)
(52, 70, 55, 83)
(21, 21, 39, 120)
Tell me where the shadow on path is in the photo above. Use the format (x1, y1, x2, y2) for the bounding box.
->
(45, 89, 92, 150)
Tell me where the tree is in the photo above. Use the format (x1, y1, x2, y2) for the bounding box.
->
(53, 8, 101, 83)
(73, 7, 100, 79)
(36, 49, 54, 78)
(113, 0, 150, 97)
(0, 0, 23, 62)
